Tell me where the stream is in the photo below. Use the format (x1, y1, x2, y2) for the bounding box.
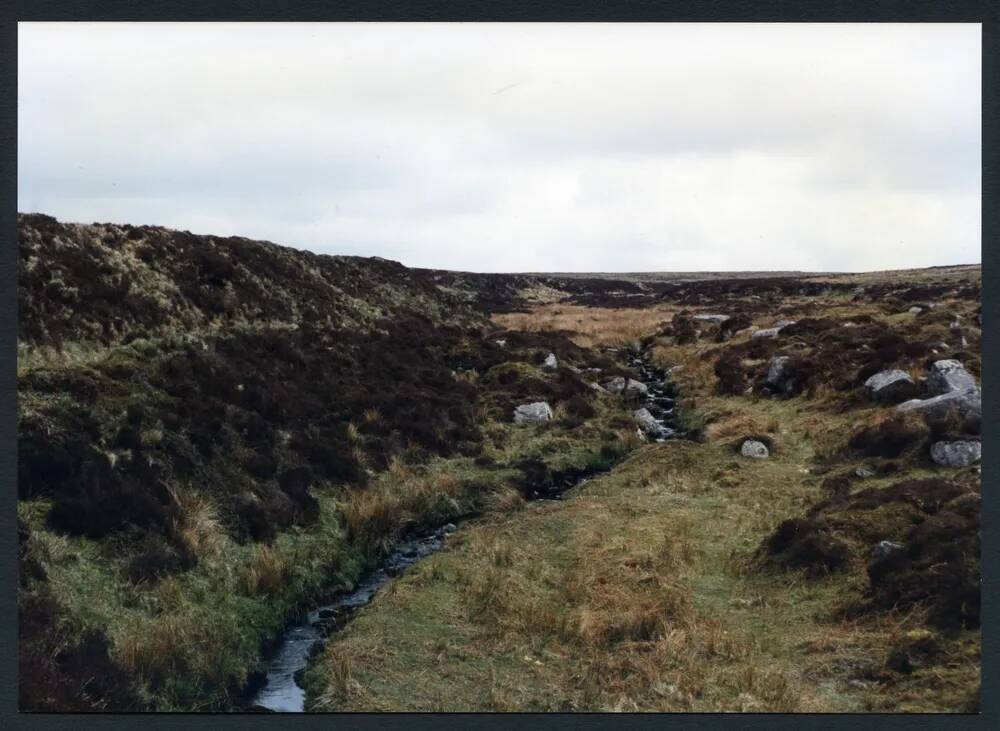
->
(246, 346, 676, 712)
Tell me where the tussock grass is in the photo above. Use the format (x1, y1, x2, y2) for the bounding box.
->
(494, 304, 676, 348)
(168, 487, 224, 559)
(239, 545, 289, 595)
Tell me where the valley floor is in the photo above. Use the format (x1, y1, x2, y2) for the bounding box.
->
(305, 399, 978, 712)
(304, 282, 982, 713)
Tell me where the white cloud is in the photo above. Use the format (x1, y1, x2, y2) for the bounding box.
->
(18, 22, 980, 272)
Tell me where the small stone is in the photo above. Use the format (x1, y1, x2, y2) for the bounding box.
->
(929, 440, 981, 468)
(634, 407, 669, 438)
(740, 440, 769, 459)
(908, 306, 923, 315)
(601, 376, 627, 394)
(693, 314, 730, 325)
(751, 327, 781, 339)
(872, 540, 905, 560)
(495, 339, 507, 348)
(513, 402, 554, 424)
(855, 466, 875, 479)
(765, 355, 794, 393)
(864, 369, 917, 404)
(543, 352, 558, 369)
(925, 359, 976, 395)
(624, 378, 648, 396)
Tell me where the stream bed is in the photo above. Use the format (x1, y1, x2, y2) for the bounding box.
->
(246, 346, 676, 712)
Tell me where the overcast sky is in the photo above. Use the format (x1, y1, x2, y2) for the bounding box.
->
(18, 23, 980, 272)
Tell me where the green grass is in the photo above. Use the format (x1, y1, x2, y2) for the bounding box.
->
(20, 389, 637, 711)
(303, 396, 979, 712)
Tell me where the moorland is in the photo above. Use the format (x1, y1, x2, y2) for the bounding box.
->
(17, 213, 981, 712)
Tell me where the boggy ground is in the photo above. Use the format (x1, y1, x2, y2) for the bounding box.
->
(306, 266, 981, 712)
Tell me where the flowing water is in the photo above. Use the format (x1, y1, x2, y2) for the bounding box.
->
(247, 346, 676, 712)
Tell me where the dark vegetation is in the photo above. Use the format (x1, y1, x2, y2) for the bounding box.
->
(18, 214, 618, 711)
(18, 213, 480, 348)
(763, 477, 980, 629)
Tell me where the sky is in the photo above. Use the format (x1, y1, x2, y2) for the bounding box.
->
(18, 22, 981, 273)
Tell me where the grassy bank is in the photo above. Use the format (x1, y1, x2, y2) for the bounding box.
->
(304, 399, 978, 712)
(19, 385, 638, 710)
(305, 273, 981, 712)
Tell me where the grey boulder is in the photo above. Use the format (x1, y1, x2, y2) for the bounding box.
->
(863, 369, 917, 404)
(897, 386, 982, 433)
(929, 440, 981, 468)
(693, 314, 730, 325)
(634, 408, 670, 439)
(740, 440, 769, 459)
(513, 402, 554, 424)
(543, 352, 558, 369)
(751, 328, 781, 339)
(925, 359, 976, 395)
(602, 376, 648, 396)
(764, 355, 793, 393)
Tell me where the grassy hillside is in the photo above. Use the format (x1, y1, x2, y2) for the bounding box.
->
(16, 215, 648, 711)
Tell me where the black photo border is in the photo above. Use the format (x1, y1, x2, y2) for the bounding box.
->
(1, 2, 995, 730)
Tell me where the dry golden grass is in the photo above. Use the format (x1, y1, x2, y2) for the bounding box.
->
(168, 486, 224, 559)
(340, 461, 466, 551)
(239, 545, 289, 595)
(493, 303, 677, 348)
(703, 411, 781, 445)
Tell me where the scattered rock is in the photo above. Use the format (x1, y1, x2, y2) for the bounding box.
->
(625, 379, 648, 396)
(741, 440, 769, 459)
(494, 339, 506, 348)
(774, 319, 797, 329)
(863, 369, 917, 404)
(751, 327, 781, 339)
(930, 440, 981, 468)
(601, 376, 627, 394)
(925, 359, 976, 395)
(513, 402, 554, 424)
(634, 408, 669, 439)
(908, 306, 923, 315)
(871, 540, 905, 561)
(542, 352, 558, 369)
(897, 387, 982, 433)
(855, 466, 876, 479)
(601, 377, 647, 396)
(764, 355, 793, 393)
(693, 313, 730, 325)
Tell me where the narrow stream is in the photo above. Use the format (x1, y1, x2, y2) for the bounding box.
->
(246, 346, 675, 712)
(246, 525, 456, 712)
